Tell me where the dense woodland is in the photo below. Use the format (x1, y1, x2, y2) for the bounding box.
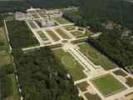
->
(0, 1, 29, 13)
(0, 0, 77, 13)
(7, 21, 39, 48)
(12, 48, 81, 100)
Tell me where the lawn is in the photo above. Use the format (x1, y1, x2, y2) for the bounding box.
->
(78, 43, 118, 70)
(0, 51, 11, 67)
(113, 69, 127, 77)
(64, 25, 76, 31)
(0, 27, 9, 51)
(55, 28, 70, 39)
(71, 31, 90, 38)
(28, 21, 38, 29)
(126, 77, 133, 87)
(8, 74, 20, 100)
(45, 30, 60, 41)
(92, 74, 126, 97)
(77, 81, 89, 91)
(54, 17, 71, 24)
(53, 49, 86, 81)
(1, 74, 19, 100)
(37, 31, 48, 41)
(84, 92, 101, 100)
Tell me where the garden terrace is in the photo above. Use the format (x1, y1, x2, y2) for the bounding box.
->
(78, 43, 117, 70)
(71, 31, 90, 38)
(84, 92, 101, 100)
(54, 17, 71, 24)
(53, 49, 86, 81)
(55, 28, 70, 39)
(6, 21, 39, 48)
(125, 77, 133, 87)
(64, 25, 76, 31)
(113, 69, 127, 77)
(77, 81, 89, 92)
(37, 31, 48, 41)
(45, 30, 60, 41)
(91, 74, 126, 97)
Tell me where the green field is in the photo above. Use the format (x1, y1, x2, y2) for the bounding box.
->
(0, 27, 9, 51)
(0, 51, 11, 67)
(64, 25, 76, 31)
(85, 92, 101, 100)
(113, 69, 127, 77)
(8, 74, 20, 100)
(28, 21, 37, 29)
(37, 31, 48, 41)
(46, 30, 60, 41)
(92, 74, 126, 97)
(53, 49, 86, 81)
(55, 28, 70, 39)
(71, 31, 90, 38)
(79, 43, 117, 70)
(77, 81, 89, 91)
(126, 77, 133, 87)
(54, 17, 71, 24)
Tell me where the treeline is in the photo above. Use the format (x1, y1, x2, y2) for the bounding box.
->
(27, 0, 78, 9)
(12, 48, 81, 100)
(78, 0, 133, 30)
(64, 0, 133, 30)
(0, 0, 77, 13)
(0, 1, 30, 13)
(6, 20, 39, 48)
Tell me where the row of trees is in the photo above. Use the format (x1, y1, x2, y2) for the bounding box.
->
(7, 20, 39, 48)
(12, 48, 81, 100)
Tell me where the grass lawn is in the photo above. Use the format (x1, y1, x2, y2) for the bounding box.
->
(85, 92, 101, 100)
(64, 25, 76, 31)
(126, 77, 133, 87)
(7, 74, 20, 100)
(53, 49, 86, 81)
(0, 51, 11, 67)
(71, 31, 90, 38)
(54, 17, 71, 24)
(32, 13, 40, 19)
(92, 74, 126, 97)
(55, 28, 70, 39)
(0, 27, 9, 51)
(5, 74, 20, 100)
(37, 31, 48, 41)
(28, 21, 37, 29)
(45, 30, 60, 41)
(113, 69, 127, 77)
(78, 43, 117, 70)
(77, 81, 89, 91)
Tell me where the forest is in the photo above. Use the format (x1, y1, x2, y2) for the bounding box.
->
(12, 48, 81, 100)
(0, 0, 77, 13)
(0, 1, 29, 13)
(6, 21, 39, 48)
